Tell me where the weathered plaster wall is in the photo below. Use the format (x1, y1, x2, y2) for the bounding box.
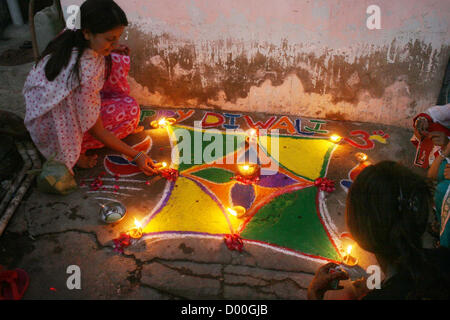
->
(62, 0, 450, 127)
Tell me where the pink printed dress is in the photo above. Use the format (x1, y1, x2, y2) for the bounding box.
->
(81, 52, 140, 153)
(23, 48, 140, 174)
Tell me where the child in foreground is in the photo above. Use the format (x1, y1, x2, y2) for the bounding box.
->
(308, 161, 450, 300)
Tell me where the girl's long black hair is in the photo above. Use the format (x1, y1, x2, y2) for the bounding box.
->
(37, 0, 128, 86)
(346, 160, 450, 299)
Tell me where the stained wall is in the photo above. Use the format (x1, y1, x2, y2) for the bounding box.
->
(62, 0, 450, 127)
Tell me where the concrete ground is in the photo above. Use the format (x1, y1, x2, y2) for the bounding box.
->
(0, 24, 437, 301)
(0, 23, 34, 119)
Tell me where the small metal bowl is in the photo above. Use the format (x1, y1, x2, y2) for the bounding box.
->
(99, 201, 127, 224)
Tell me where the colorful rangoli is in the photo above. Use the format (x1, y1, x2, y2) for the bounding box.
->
(84, 108, 391, 264)
(139, 124, 341, 262)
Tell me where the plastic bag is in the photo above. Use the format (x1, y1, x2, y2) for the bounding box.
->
(35, 158, 78, 195)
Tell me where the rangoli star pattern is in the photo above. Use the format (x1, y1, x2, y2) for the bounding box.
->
(139, 125, 342, 262)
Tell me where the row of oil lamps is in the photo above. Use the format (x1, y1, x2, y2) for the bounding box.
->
(126, 215, 359, 266)
(151, 117, 341, 144)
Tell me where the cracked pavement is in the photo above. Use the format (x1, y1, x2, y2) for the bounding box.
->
(1, 189, 316, 299)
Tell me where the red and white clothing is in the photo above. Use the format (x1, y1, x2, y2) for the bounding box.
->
(411, 104, 450, 168)
(23, 48, 140, 173)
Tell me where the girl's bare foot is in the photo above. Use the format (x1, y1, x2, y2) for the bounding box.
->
(76, 153, 98, 169)
(133, 125, 144, 134)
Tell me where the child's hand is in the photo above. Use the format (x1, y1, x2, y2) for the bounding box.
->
(430, 131, 449, 147)
(443, 142, 450, 158)
(112, 44, 130, 56)
(444, 164, 450, 180)
(307, 262, 349, 300)
(350, 276, 372, 299)
(136, 154, 158, 176)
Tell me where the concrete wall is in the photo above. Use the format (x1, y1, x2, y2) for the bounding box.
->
(62, 0, 450, 127)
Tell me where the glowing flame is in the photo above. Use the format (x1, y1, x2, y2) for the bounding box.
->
(151, 117, 175, 129)
(129, 218, 144, 239)
(158, 118, 167, 126)
(161, 162, 168, 168)
(227, 206, 246, 218)
(330, 134, 342, 142)
(248, 129, 257, 136)
(346, 245, 353, 255)
(356, 152, 368, 162)
(342, 244, 358, 265)
(237, 163, 258, 177)
(134, 218, 142, 229)
(227, 208, 237, 216)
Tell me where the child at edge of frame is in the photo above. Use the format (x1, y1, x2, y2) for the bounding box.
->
(307, 161, 450, 300)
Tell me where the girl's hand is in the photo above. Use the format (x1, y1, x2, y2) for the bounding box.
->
(135, 154, 158, 176)
(307, 262, 349, 300)
(112, 44, 130, 56)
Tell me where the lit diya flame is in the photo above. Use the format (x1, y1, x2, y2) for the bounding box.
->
(227, 206, 246, 218)
(355, 152, 368, 162)
(158, 118, 167, 126)
(128, 218, 143, 239)
(237, 163, 259, 177)
(227, 207, 237, 216)
(346, 245, 353, 255)
(342, 244, 358, 266)
(151, 117, 177, 129)
(156, 161, 168, 173)
(329, 134, 342, 143)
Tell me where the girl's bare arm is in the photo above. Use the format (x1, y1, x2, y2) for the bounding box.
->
(428, 142, 450, 180)
(88, 116, 157, 175)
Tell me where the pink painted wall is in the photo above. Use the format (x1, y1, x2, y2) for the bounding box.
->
(62, 0, 450, 127)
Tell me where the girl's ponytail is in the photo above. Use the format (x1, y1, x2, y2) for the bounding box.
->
(39, 29, 88, 85)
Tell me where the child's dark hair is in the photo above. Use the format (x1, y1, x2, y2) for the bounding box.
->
(346, 160, 450, 299)
(38, 0, 128, 85)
